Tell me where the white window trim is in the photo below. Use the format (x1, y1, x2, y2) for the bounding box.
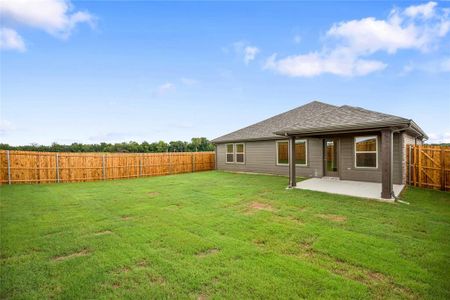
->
(276, 139, 308, 167)
(226, 143, 234, 163)
(354, 136, 378, 169)
(235, 143, 245, 164)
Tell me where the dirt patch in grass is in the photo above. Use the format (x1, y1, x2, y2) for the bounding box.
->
(121, 215, 132, 221)
(253, 239, 267, 246)
(298, 237, 317, 257)
(136, 260, 148, 267)
(112, 282, 121, 289)
(245, 201, 276, 214)
(196, 248, 220, 257)
(53, 249, 90, 261)
(148, 192, 160, 197)
(94, 230, 112, 236)
(149, 274, 166, 285)
(110, 266, 131, 275)
(197, 294, 208, 300)
(316, 214, 347, 222)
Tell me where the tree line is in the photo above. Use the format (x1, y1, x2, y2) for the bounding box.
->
(0, 137, 215, 153)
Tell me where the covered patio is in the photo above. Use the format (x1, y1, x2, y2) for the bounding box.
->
(285, 129, 396, 200)
(295, 177, 405, 201)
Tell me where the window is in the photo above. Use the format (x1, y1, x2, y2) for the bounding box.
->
(355, 136, 378, 168)
(276, 140, 307, 166)
(235, 143, 245, 163)
(295, 140, 307, 166)
(226, 144, 234, 163)
(277, 141, 289, 165)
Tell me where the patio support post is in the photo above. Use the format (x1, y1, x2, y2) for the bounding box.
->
(381, 129, 393, 199)
(289, 136, 296, 188)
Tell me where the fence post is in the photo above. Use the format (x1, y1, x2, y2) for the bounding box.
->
(6, 150, 11, 184)
(139, 154, 143, 177)
(192, 152, 195, 172)
(408, 145, 411, 185)
(169, 152, 172, 175)
(441, 148, 445, 191)
(418, 146, 422, 188)
(102, 154, 106, 180)
(56, 153, 60, 183)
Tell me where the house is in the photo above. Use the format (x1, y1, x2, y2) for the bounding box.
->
(211, 101, 427, 199)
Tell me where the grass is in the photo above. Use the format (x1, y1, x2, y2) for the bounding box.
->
(1, 171, 449, 299)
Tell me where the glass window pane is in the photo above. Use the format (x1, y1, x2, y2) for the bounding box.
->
(326, 141, 337, 171)
(226, 144, 233, 153)
(295, 141, 306, 165)
(236, 144, 244, 153)
(226, 154, 234, 162)
(277, 142, 288, 164)
(236, 153, 244, 163)
(356, 137, 377, 151)
(356, 153, 377, 167)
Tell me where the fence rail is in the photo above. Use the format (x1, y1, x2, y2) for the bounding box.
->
(0, 150, 215, 184)
(407, 145, 450, 191)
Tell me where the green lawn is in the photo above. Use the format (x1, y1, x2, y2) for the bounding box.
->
(1, 171, 449, 299)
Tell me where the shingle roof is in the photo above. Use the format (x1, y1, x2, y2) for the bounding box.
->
(211, 101, 337, 143)
(211, 100, 427, 143)
(274, 105, 411, 135)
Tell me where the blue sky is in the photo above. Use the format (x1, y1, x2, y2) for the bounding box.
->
(1, 1, 449, 145)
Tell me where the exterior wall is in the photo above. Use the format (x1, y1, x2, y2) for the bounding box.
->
(216, 132, 404, 184)
(216, 138, 323, 178)
(339, 133, 402, 185)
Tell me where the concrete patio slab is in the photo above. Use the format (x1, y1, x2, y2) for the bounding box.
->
(294, 177, 404, 201)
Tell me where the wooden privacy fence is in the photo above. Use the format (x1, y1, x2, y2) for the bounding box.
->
(407, 145, 450, 191)
(0, 150, 215, 184)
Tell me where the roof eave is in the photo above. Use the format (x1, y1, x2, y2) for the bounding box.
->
(273, 120, 413, 136)
(211, 136, 287, 144)
(408, 120, 428, 140)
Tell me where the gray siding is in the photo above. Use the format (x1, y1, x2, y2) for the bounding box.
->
(216, 138, 323, 178)
(217, 133, 403, 184)
(339, 133, 402, 184)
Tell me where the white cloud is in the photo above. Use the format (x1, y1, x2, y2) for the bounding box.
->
(153, 82, 175, 97)
(231, 41, 260, 64)
(0, 0, 95, 51)
(265, 2, 450, 77)
(265, 52, 386, 77)
(427, 132, 450, 144)
(243, 46, 259, 64)
(0, 0, 95, 38)
(0, 28, 26, 52)
(404, 1, 437, 19)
